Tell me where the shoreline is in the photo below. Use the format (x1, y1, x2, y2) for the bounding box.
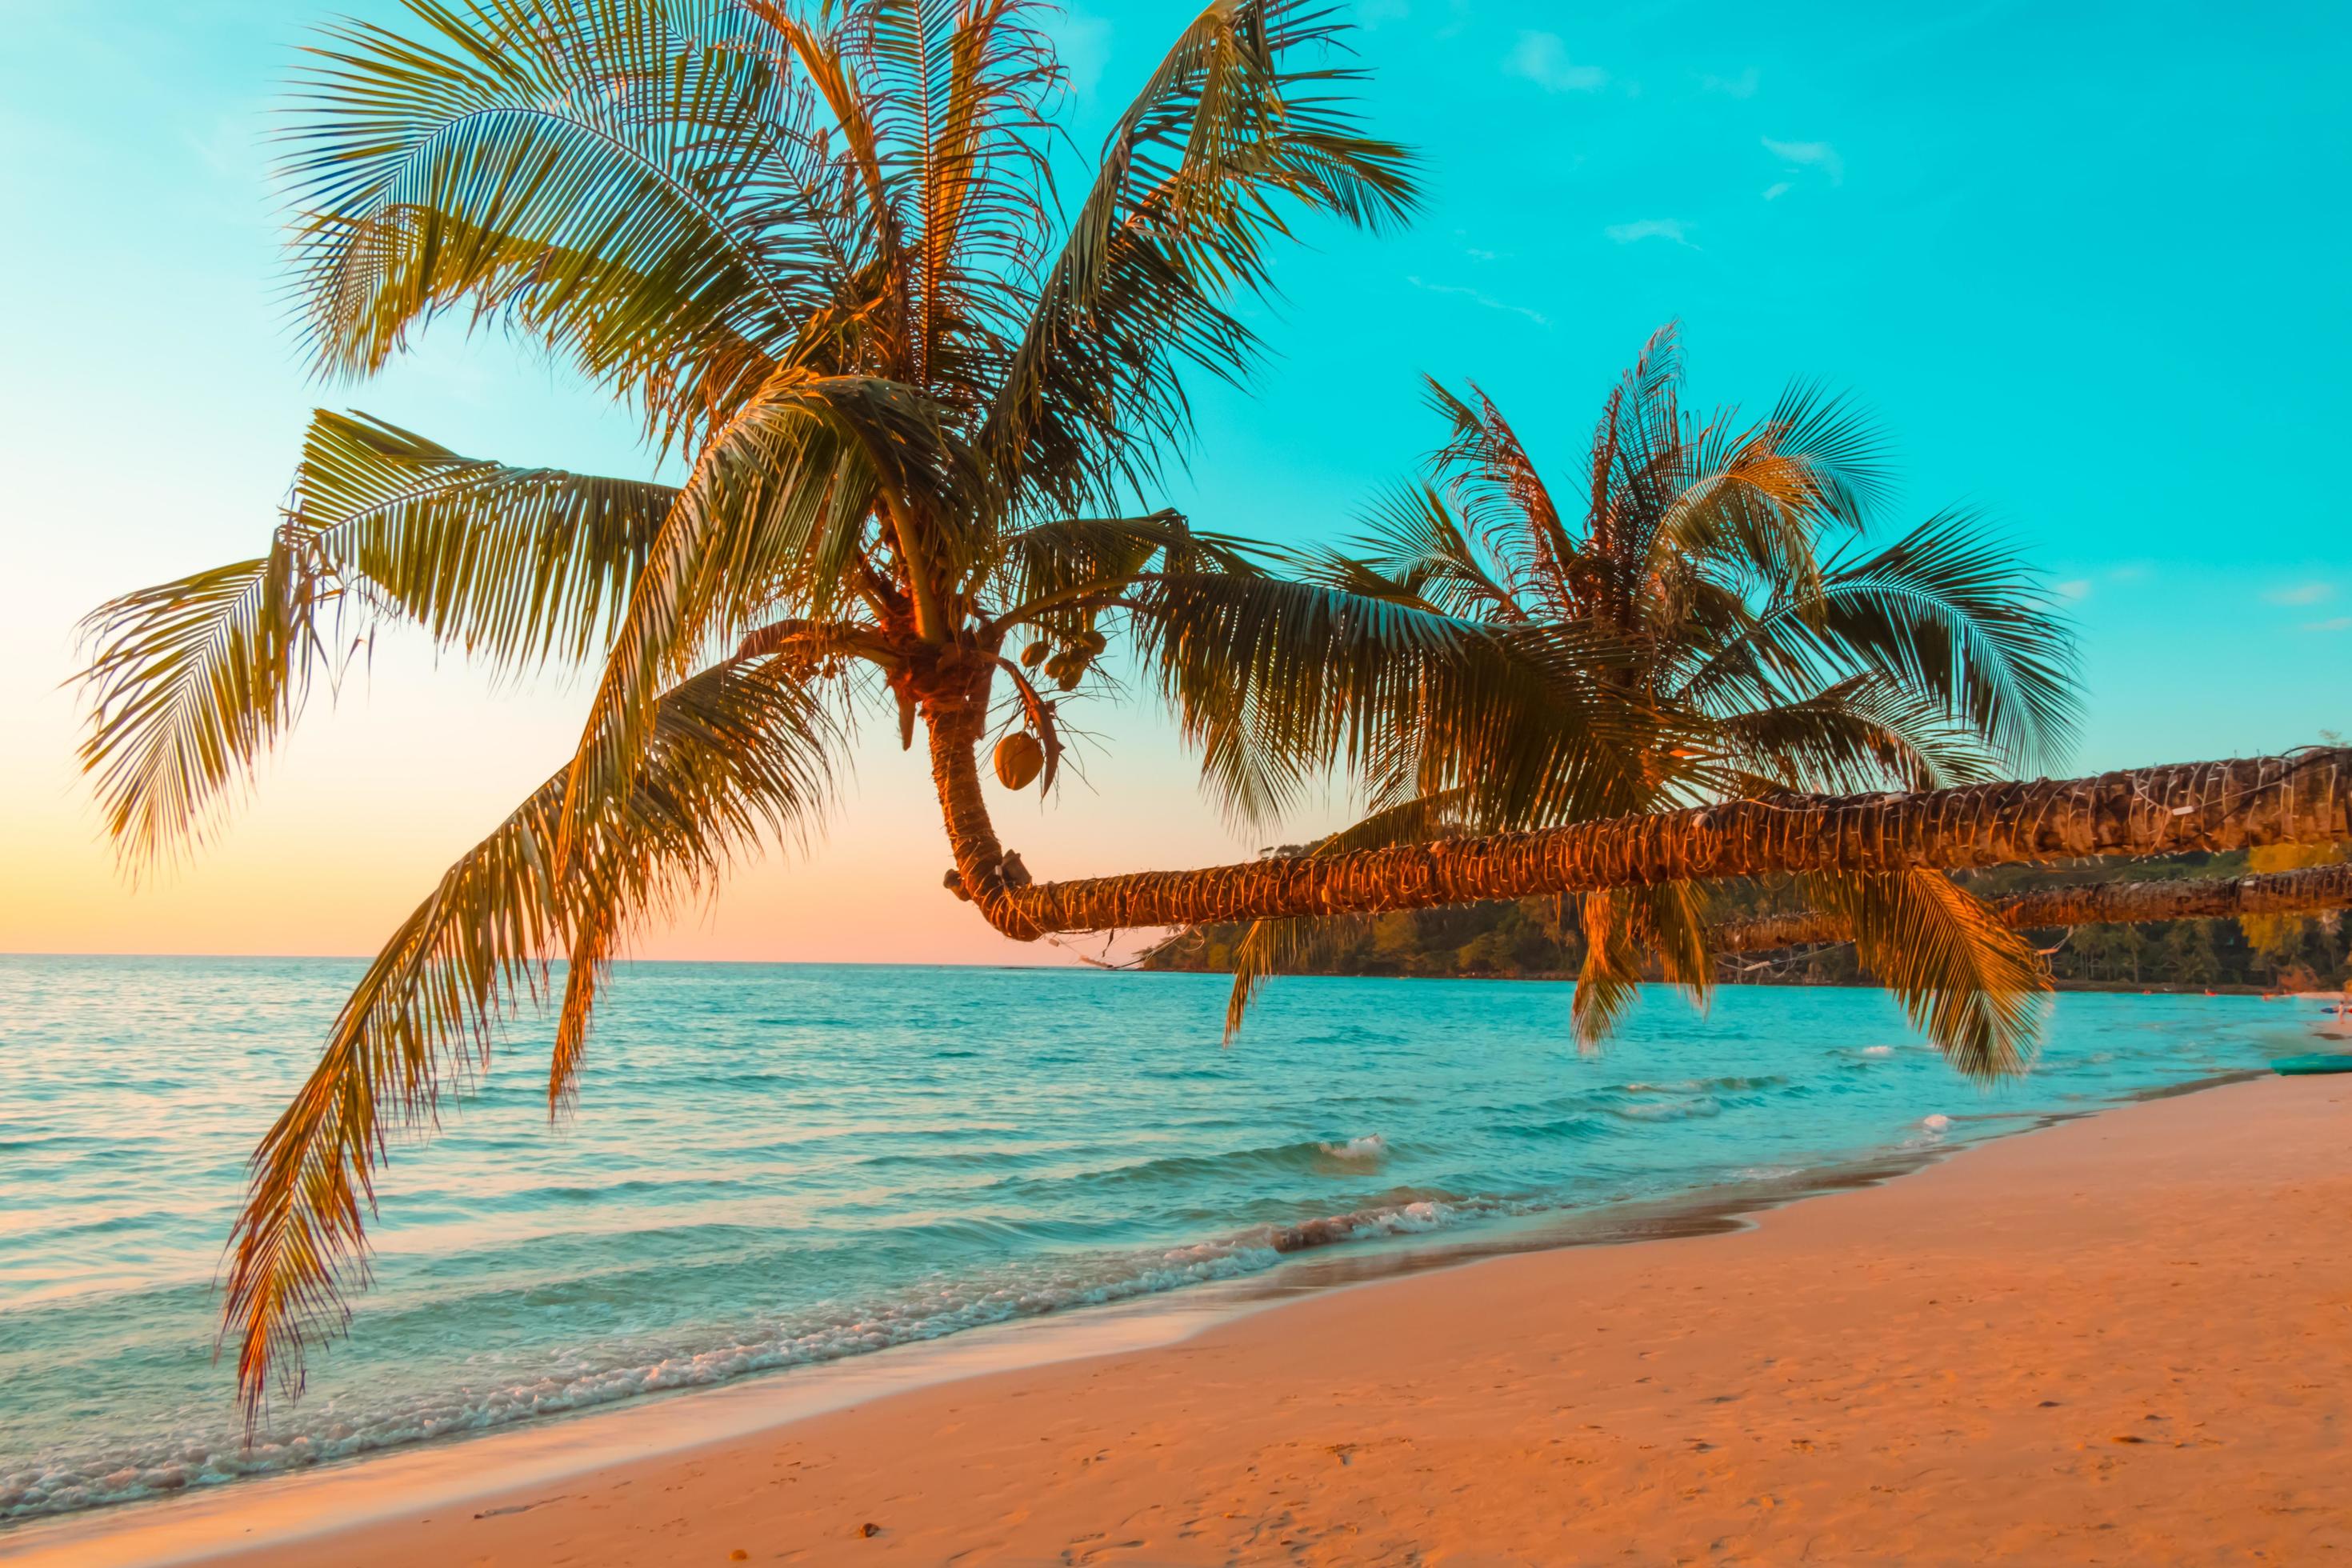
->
(10, 1067, 2345, 1566)
(0, 1102, 2010, 1564)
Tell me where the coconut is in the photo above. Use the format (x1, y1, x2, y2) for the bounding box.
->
(993, 731, 1045, 790)
(1020, 639, 1047, 667)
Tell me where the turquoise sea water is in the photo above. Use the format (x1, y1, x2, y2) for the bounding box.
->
(0, 956, 2324, 1525)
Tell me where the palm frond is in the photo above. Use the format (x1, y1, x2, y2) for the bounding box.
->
(73, 408, 681, 868)
(1418, 378, 1578, 615)
(1342, 482, 1528, 622)
(1570, 880, 1710, 1046)
(74, 542, 335, 871)
(286, 0, 842, 449)
(1750, 378, 1894, 526)
(979, 0, 1420, 514)
(856, 0, 1058, 391)
(558, 367, 957, 864)
(1128, 572, 1681, 830)
(979, 509, 1259, 635)
(1710, 675, 1999, 794)
(1710, 510, 2080, 770)
(222, 649, 836, 1421)
(1796, 867, 2049, 1078)
(300, 410, 674, 669)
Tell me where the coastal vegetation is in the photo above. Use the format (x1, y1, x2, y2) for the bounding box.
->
(1142, 850, 2352, 994)
(68, 0, 2352, 1417)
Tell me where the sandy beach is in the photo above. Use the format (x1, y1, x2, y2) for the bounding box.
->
(9, 1070, 2341, 1566)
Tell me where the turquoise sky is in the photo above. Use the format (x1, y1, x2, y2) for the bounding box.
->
(2, 1, 2346, 961)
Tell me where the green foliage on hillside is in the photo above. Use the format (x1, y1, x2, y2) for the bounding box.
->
(1139, 850, 2350, 992)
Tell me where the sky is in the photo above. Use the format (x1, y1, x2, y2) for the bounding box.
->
(1, 0, 2346, 966)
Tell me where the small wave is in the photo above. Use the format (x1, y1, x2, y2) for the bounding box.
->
(1496, 1114, 1609, 1142)
(997, 1136, 1401, 1196)
(1610, 1098, 1721, 1122)
(0, 1194, 1474, 1526)
(1291, 1026, 1405, 1047)
(1622, 1074, 1788, 1094)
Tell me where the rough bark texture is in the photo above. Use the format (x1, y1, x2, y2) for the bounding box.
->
(1714, 861, 2352, 954)
(993, 750, 2352, 938)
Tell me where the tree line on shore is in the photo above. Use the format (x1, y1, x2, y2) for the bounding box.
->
(1142, 850, 2350, 994)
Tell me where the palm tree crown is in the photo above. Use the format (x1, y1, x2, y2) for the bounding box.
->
(1226, 326, 2077, 1061)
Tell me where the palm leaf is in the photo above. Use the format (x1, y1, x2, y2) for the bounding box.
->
(1343, 482, 1530, 622)
(74, 542, 335, 870)
(74, 410, 677, 867)
(1705, 510, 2079, 770)
(978, 509, 1260, 638)
(1127, 572, 1682, 830)
(1221, 789, 1475, 1039)
(302, 410, 673, 668)
(1710, 675, 1999, 794)
(221, 649, 836, 1420)
(1570, 881, 1710, 1047)
(1418, 378, 1580, 617)
(979, 0, 1419, 513)
(556, 367, 961, 866)
(1797, 867, 2048, 1078)
(286, 0, 838, 449)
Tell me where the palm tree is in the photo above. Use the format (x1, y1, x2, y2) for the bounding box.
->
(1210, 327, 2078, 1068)
(73, 0, 1517, 1414)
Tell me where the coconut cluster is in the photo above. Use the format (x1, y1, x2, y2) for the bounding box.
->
(1020, 627, 1106, 693)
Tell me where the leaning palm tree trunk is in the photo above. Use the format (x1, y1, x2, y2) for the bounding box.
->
(1714, 860, 2352, 954)
(975, 750, 2352, 936)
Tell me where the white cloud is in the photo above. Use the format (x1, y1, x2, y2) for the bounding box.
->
(1604, 218, 1694, 247)
(1763, 136, 1845, 186)
(2268, 582, 2334, 606)
(1702, 66, 1760, 98)
(1508, 32, 1608, 92)
(2302, 616, 2352, 633)
(1762, 181, 1792, 202)
(1404, 275, 1552, 327)
(2054, 578, 2093, 602)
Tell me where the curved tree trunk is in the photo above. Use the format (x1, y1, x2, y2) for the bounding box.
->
(981, 749, 2352, 936)
(1714, 860, 2352, 955)
(918, 647, 1046, 940)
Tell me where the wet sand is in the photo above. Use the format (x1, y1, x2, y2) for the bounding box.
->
(18, 1073, 2350, 1566)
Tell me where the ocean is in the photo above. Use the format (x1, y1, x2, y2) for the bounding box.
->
(0, 955, 2322, 1526)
